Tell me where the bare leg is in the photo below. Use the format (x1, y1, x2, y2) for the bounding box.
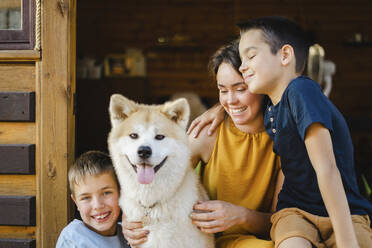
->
(278, 237, 312, 248)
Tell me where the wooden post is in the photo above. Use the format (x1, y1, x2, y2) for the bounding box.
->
(38, 0, 76, 247)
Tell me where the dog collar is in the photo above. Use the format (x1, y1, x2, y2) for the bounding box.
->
(139, 201, 158, 226)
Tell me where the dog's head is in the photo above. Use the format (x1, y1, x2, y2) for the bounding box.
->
(108, 94, 190, 186)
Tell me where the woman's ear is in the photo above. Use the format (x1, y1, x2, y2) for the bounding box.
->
(280, 44, 295, 67)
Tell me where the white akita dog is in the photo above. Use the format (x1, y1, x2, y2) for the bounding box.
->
(108, 94, 214, 248)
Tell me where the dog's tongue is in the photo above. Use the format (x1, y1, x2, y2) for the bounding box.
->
(137, 165, 155, 184)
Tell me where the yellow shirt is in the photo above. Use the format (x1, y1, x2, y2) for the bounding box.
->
(202, 117, 280, 248)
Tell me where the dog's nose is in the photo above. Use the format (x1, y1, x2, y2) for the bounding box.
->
(138, 146, 152, 159)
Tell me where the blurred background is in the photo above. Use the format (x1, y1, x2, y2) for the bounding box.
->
(75, 0, 372, 198)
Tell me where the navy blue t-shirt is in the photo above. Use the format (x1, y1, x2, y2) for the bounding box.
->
(264, 76, 372, 217)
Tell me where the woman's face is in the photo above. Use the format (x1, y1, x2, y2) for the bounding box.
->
(217, 62, 264, 128)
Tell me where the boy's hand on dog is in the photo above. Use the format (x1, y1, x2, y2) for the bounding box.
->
(190, 200, 247, 233)
(122, 213, 149, 246)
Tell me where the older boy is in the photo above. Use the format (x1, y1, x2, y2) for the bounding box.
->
(188, 16, 372, 248)
(56, 151, 130, 248)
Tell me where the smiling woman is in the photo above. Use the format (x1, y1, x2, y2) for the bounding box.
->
(186, 41, 283, 248)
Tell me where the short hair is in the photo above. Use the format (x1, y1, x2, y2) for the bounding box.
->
(238, 16, 311, 73)
(68, 151, 119, 195)
(208, 40, 241, 77)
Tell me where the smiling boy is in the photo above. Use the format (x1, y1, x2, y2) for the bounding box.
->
(56, 151, 129, 248)
(188, 16, 372, 248)
(237, 16, 372, 248)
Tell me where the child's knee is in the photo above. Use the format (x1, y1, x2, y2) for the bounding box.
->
(278, 237, 312, 248)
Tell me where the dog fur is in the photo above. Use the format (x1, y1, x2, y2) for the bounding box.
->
(108, 94, 214, 248)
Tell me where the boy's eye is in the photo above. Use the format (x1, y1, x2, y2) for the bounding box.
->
(103, 191, 112, 196)
(219, 89, 227, 94)
(249, 54, 256, 60)
(129, 133, 138, 139)
(237, 88, 246, 92)
(80, 196, 90, 201)
(155, 134, 165, 140)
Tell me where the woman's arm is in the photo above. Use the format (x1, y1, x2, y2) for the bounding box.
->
(188, 123, 217, 167)
(271, 168, 284, 213)
(191, 200, 272, 238)
(305, 123, 359, 248)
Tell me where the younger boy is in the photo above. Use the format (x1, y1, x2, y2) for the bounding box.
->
(56, 151, 130, 248)
(188, 16, 372, 248)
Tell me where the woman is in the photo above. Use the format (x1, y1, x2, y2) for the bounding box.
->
(122, 41, 283, 248)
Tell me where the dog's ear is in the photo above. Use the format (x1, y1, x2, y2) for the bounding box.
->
(161, 98, 190, 130)
(109, 94, 138, 128)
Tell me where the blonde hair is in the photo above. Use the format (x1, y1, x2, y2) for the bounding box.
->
(68, 151, 119, 195)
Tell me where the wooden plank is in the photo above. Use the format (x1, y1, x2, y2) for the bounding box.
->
(0, 51, 40, 61)
(0, 175, 36, 195)
(0, 196, 35, 226)
(0, 226, 35, 239)
(0, 239, 36, 248)
(0, 63, 35, 91)
(0, 92, 35, 121)
(0, 123, 35, 144)
(38, 0, 76, 246)
(0, 145, 35, 174)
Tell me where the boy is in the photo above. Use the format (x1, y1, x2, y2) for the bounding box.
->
(56, 151, 130, 248)
(188, 16, 372, 248)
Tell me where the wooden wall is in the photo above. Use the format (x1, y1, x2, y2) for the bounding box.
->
(0, 0, 76, 247)
(77, 0, 372, 115)
(0, 58, 38, 248)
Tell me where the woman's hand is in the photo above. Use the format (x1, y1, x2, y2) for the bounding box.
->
(187, 104, 225, 138)
(190, 200, 247, 233)
(122, 213, 149, 246)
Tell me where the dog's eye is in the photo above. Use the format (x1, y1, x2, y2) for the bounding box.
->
(155, 134, 165, 140)
(129, 133, 138, 139)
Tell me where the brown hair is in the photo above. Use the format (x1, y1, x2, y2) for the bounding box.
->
(68, 151, 119, 195)
(208, 39, 241, 78)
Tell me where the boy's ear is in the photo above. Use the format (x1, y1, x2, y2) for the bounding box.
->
(280, 44, 295, 67)
(71, 194, 80, 211)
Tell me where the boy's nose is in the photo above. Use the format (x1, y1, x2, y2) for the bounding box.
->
(239, 63, 247, 74)
(93, 197, 105, 209)
(239, 64, 246, 74)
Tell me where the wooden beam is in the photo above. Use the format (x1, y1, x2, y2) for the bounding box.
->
(0, 175, 35, 195)
(0, 123, 35, 144)
(0, 51, 40, 61)
(0, 239, 36, 248)
(0, 63, 35, 92)
(0, 92, 35, 121)
(0, 144, 35, 174)
(38, 0, 76, 247)
(0, 196, 35, 226)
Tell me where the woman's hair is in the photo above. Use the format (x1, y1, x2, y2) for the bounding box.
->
(208, 40, 241, 77)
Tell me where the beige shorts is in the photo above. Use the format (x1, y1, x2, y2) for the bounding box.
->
(270, 207, 372, 248)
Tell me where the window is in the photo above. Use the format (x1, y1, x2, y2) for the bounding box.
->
(0, 0, 35, 50)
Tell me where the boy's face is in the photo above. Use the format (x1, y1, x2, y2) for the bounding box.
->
(239, 29, 282, 95)
(71, 172, 120, 236)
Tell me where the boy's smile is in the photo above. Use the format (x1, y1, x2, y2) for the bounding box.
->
(72, 172, 121, 236)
